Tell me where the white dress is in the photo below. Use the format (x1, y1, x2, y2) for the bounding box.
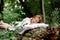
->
(8, 18, 30, 31)
(8, 17, 49, 34)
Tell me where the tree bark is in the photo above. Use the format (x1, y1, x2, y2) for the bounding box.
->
(41, 0, 46, 23)
(0, 0, 4, 20)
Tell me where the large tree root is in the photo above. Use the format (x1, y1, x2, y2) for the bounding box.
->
(16, 25, 60, 40)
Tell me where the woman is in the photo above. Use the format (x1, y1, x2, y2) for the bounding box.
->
(0, 15, 49, 34)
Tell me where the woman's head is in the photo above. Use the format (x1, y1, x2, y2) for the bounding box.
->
(31, 15, 42, 24)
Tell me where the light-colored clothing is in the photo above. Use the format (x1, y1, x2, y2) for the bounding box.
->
(8, 18, 49, 34)
(19, 23, 49, 34)
(8, 18, 30, 30)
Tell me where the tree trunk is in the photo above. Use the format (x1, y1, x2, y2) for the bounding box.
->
(41, 0, 46, 23)
(19, 0, 33, 17)
(0, 0, 4, 20)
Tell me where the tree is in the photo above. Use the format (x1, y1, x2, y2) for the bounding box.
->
(41, 0, 46, 23)
(19, 0, 41, 17)
(0, 0, 4, 19)
(19, 0, 33, 17)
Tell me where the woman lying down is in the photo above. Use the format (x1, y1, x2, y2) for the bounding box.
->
(0, 15, 49, 35)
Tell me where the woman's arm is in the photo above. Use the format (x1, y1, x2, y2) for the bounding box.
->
(24, 23, 49, 28)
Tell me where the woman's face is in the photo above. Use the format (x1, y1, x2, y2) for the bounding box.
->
(31, 18, 37, 23)
(31, 17, 39, 24)
(34, 17, 40, 23)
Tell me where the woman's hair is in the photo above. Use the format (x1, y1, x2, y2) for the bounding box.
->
(33, 15, 42, 23)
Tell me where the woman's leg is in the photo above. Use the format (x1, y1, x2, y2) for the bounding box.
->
(0, 25, 8, 29)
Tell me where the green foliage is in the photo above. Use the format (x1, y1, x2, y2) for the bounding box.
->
(50, 8, 59, 26)
(2, 0, 60, 25)
(17, 0, 42, 17)
(3, 9, 19, 23)
(0, 29, 18, 40)
(3, 0, 26, 23)
(27, 0, 41, 15)
(0, 0, 60, 40)
(45, 0, 60, 26)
